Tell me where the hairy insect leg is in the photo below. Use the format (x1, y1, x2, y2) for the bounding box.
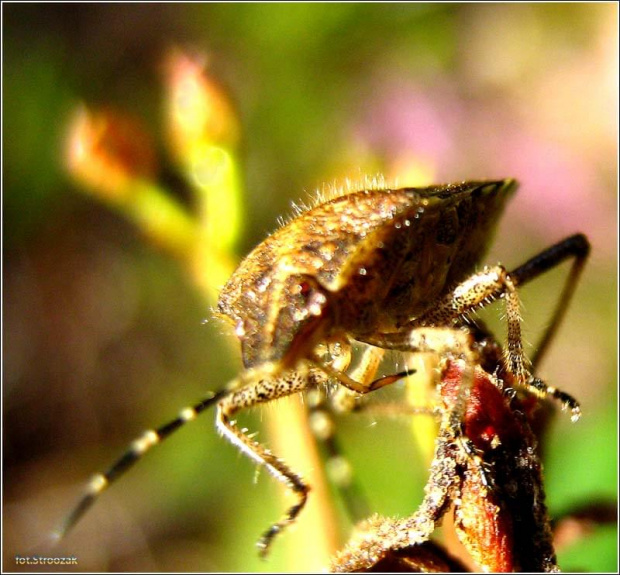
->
(216, 366, 317, 557)
(398, 425, 462, 541)
(408, 265, 530, 384)
(408, 245, 585, 419)
(328, 426, 461, 572)
(507, 233, 590, 369)
(503, 280, 580, 420)
(53, 388, 230, 543)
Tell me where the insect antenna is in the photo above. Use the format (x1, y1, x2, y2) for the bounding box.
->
(52, 387, 230, 542)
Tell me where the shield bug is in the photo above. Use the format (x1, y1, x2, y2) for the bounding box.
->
(55, 179, 589, 558)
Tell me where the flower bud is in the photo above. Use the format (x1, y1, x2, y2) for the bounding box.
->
(165, 48, 239, 164)
(66, 106, 156, 200)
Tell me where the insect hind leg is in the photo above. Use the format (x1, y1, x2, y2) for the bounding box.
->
(53, 388, 229, 543)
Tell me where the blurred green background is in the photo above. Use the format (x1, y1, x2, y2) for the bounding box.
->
(3, 4, 617, 572)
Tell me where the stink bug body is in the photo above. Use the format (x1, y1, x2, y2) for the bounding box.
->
(56, 179, 589, 559)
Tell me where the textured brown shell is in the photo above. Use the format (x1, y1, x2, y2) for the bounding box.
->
(217, 180, 517, 368)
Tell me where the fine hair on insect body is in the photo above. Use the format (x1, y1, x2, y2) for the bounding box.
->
(54, 178, 590, 559)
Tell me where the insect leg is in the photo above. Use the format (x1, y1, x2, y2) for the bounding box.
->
(410, 252, 584, 419)
(328, 425, 461, 572)
(215, 369, 312, 557)
(501, 277, 581, 419)
(399, 424, 462, 539)
(53, 388, 230, 542)
(506, 233, 590, 369)
(331, 345, 385, 413)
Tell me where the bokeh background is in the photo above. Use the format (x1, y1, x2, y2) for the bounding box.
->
(3, 4, 617, 572)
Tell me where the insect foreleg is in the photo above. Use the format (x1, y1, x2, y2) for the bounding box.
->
(216, 369, 312, 557)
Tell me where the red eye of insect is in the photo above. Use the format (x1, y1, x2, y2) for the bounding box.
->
(298, 281, 312, 296)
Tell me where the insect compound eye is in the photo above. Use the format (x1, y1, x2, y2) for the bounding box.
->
(298, 280, 312, 296)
